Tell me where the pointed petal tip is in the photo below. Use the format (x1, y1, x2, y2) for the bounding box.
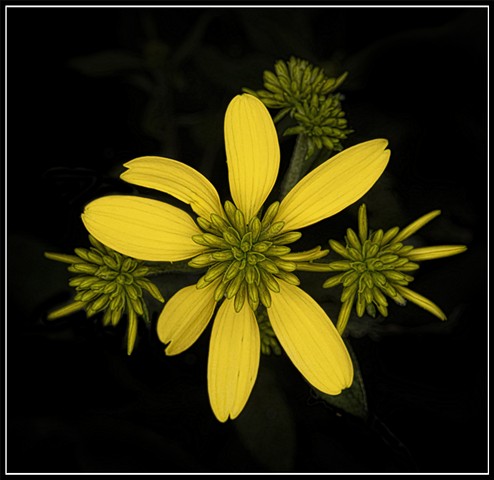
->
(118, 156, 223, 219)
(354, 138, 389, 154)
(211, 403, 242, 422)
(317, 361, 355, 395)
(163, 344, 181, 356)
(226, 93, 263, 119)
(365, 138, 391, 165)
(369, 137, 388, 148)
(232, 92, 264, 106)
(121, 156, 146, 169)
(210, 402, 244, 423)
(213, 411, 229, 423)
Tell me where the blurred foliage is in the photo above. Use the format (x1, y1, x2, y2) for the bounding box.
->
(67, 9, 340, 175)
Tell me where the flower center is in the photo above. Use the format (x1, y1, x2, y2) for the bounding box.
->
(326, 226, 418, 319)
(190, 201, 302, 312)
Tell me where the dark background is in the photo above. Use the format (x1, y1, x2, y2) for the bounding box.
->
(6, 5, 488, 474)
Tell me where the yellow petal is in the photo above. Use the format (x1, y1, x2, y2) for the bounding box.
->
(208, 299, 260, 422)
(275, 139, 390, 232)
(406, 245, 467, 262)
(393, 210, 441, 243)
(157, 280, 218, 355)
(81, 195, 206, 261)
(393, 284, 447, 320)
(268, 281, 353, 394)
(121, 156, 223, 219)
(224, 94, 280, 222)
(47, 301, 86, 320)
(126, 309, 138, 356)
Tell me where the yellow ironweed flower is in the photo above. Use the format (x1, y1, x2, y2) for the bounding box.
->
(81, 94, 390, 422)
(320, 204, 467, 334)
(44, 235, 164, 355)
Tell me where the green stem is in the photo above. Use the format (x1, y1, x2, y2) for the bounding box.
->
(279, 134, 310, 199)
(295, 262, 334, 272)
(145, 261, 202, 276)
(44, 252, 81, 264)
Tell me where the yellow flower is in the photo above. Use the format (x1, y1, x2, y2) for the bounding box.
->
(81, 94, 390, 422)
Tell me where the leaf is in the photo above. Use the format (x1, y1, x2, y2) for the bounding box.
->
(234, 361, 296, 471)
(313, 341, 368, 420)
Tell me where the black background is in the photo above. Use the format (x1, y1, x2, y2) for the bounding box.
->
(6, 5, 488, 474)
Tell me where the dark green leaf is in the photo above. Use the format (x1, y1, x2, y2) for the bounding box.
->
(313, 341, 368, 420)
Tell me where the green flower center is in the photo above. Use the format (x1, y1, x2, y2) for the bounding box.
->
(325, 225, 418, 319)
(65, 236, 163, 325)
(45, 235, 165, 355)
(190, 201, 302, 312)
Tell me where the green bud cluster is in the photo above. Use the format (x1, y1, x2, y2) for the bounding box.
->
(321, 204, 467, 334)
(244, 56, 347, 122)
(45, 235, 164, 355)
(284, 93, 353, 158)
(243, 56, 352, 155)
(323, 204, 420, 333)
(190, 201, 302, 313)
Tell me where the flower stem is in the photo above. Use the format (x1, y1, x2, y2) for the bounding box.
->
(145, 261, 200, 275)
(279, 134, 310, 199)
(295, 262, 334, 272)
